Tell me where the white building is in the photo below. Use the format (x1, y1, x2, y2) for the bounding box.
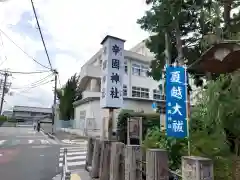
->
(73, 37, 166, 137)
(13, 106, 52, 122)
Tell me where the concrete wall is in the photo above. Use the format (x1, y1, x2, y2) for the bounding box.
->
(74, 98, 164, 137)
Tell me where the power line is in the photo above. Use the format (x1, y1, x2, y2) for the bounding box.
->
(0, 69, 51, 74)
(30, 0, 53, 70)
(17, 79, 54, 93)
(0, 31, 8, 67)
(0, 29, 52, 70)
(11, 73, 53, 90)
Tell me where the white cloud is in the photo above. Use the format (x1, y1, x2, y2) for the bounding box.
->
(0, 0, 150, 111)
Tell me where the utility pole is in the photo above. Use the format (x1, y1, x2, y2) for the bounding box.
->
(0, 72, 10, 114)
(52, 70, 58, 134)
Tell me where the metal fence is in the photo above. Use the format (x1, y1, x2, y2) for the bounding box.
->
(55, 119, 75, 129)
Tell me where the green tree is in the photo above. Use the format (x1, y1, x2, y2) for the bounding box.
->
(138, 0, 240, 84)
(56, 73, 82, 120)
(189, 72, 240, 179)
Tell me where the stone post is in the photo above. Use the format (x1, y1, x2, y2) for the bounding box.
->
(146, 149, 168, 180)
(182, 156, 214, 180)
(125, 145, 142, 180)
(85, 137, 94, 171)
(110, 142, 125, 180)
(90, 138, 102, 178)
(99, 140, 112, 180)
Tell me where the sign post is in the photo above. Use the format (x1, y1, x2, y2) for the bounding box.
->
(165, 65, 190, 154)
(100, 35, 125, 140)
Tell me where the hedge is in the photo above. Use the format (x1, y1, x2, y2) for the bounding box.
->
(116, 109, 161, 144)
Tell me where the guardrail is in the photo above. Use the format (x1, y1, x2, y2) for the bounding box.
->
(61, 148, 71, 180)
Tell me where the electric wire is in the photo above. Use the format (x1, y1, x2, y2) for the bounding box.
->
(11, 73, 53, 90)
(0, 31, 8, 67)
(17, 79, 54, 94)
(30, 0, 53, 70)
(0, 69, 51, 74)
(0, 29, 52, 70)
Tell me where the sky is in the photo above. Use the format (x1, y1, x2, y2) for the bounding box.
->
(0, 0, 150, 111)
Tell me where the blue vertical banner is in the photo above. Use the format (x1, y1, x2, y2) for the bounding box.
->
(166, 66, 188, 138)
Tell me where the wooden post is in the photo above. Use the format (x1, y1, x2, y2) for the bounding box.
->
(146, 149, 168, 180)
(99, 140, 112, 180)
(108, 108, 114, 140)
(110, 142, 125, 180)
(182, 156, 214, 180)
(91, 138, 102, 178)
(125, 145, 142, 180)
(85, 137, 94, 171)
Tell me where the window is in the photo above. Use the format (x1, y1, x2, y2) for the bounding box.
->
(153, 89, 165, 100)
(124, 61, 128, 74)
(132, 63, 149, 76)
(123, 85, 127, 96)
(132, 64, 141, 76)
(141, 65, 148, 77)
(132, 86, 149, 98)
(80, 111, 86, 120)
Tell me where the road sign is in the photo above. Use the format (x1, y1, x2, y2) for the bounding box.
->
(165, 66, 187, 138)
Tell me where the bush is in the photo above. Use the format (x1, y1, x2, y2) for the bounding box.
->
(143, 126, 188, 170)
(0, 116, 8, 121)
(117, 109, 161, 144)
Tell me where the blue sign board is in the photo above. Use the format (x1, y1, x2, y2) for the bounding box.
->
(165, 66, 187, 138)
(152, 102, 157, 109)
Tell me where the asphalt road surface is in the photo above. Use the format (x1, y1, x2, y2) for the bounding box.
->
(0, 127, 60, 180)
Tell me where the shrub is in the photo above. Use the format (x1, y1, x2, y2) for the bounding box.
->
(117, 109, 161, 144)
(0, 116, 8, 121)
(143, 126, 188, 170)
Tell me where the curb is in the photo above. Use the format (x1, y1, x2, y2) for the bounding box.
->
(41, 128, 56, 139)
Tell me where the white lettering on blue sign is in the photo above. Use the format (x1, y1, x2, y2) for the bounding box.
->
(170, 71, 181, 83)
(171, 86, 182, 99)
(171, 103, 182, 116)
(172, 120, 184, 132)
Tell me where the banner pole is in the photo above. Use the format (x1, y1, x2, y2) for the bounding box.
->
(184, 64, 191, 156)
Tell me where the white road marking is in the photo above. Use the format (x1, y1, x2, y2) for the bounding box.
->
(40, 139, 50, 144)
(60, 146, 85, 150)
(28, 140, 34, 144)
(0, 140, 6, 145)
(59, 161, 85, 167)
(59, 151, 86, 156)
(0, 153, 3, 156)
(59, 155, 86, 161)
(60, 148, 87, 152)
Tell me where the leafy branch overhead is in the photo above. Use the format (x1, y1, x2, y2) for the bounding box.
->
(138, 0, 240, 82)
(56, 73, 82, 120)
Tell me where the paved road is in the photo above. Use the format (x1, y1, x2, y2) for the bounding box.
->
(0, 127, 60, 180)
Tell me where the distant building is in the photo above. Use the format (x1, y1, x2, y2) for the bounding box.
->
(12, 106, 52, 122)
(2, 110, 13, 118)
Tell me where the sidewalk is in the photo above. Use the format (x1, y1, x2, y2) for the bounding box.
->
(52, 169, 91, 180)
(54, 130, 88, 141)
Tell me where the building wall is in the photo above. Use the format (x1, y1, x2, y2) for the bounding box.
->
(74, 98, 165, 137)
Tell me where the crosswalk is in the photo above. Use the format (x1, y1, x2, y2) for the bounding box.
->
(0, 139, 57, 146)
(59, 146, 87, 171)
(61, 139, 88, 145)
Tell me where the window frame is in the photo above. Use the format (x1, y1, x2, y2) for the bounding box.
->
(132, 86, 149, 99)
(123, 85, 127, 97)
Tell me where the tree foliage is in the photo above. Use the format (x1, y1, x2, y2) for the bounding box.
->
(56, 73, 82, 120)
(137, 0, 240, 83)
(189, 72, 240, 179)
